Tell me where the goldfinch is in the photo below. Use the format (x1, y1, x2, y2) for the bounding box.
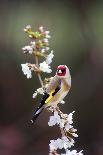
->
(31, 65, 71, 124)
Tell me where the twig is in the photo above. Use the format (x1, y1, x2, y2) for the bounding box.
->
(35, 54, 44, 88)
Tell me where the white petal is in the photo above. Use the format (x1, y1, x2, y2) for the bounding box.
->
(46, 34, 51, 38)
(56, 138, 64, 149)
(22, 45, 33, 54)
(43, 38, 49, 43)
(39, 61, 52, 73)
(45, 31, 50, 34)
(67, 112, 75, 124)
(30, 41, 36, 48)
(48, 116, 57, 126)
(39, 26, 44, 32)
(54, 111, 61, 124)
(32, 92, 37, 98)
(60, 100, 65, 104)
(37, 88, 44, 94)
(45, 47, 50, 51)
(49, 140, 58, 151)
(24, 25, 31, 31)
(21, 64, 32, 79)
(26, 25, 31, 29)
(59, 119, 65, 128)
(46, 50, 54, 64)
(65, 123, 70, 131)
(72, 133, 78, 137)
(41, 48, 46, 53)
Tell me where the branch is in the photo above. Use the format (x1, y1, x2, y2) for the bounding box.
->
(35, 54, 44, 88)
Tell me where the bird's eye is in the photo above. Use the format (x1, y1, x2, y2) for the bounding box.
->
(58, 69, 62, 73)
(57, 67, 66, 76)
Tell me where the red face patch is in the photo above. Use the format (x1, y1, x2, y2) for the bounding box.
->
(57, 65, 66, 76)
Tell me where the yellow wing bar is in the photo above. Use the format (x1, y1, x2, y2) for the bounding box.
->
(45, 90, 55, 104)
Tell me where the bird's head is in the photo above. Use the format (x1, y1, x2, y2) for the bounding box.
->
(56, 65, 70, 78)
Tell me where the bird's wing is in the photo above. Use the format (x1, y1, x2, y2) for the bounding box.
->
(39, 75, 61, 105)
(46, 75, 61, 93)
(31, 76, 61, 123)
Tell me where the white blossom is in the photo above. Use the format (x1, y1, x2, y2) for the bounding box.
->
(64, 112, 75, 131)
(24, 25, 31, 31)
(46, 50, 54, 64)
(39, 61, 52, 73)
(26, 25, 31, 29)
(32, 92, 38, 98)
(48, 111, 61, 126)
(32, 87, 44, 99)
(41, 47, 50, 53)
(49, 140, 58, 151)
(43, 38, 49, 43)
(21, 64, 32, 79)
(65, 122, 71, 131)
(30, 41, 36, 48)
(46, 34, 51, 39)
(49, 137, 74, 151)
(59, 119, 65, 128)
(37, 87, 44, 94)
(72, 133, 78, 138)
(41, 48, 46, 53)
(29, 35, 32, 38)
(69, 138, 75, 148)
(67, 112, 75, 125)
(62, 137, 74, 149)
(45, 31, 51, 38)
(60, 100, 65, 104)
(45, 47, 50, 51)
(72, 128, 77, 132)
(61, 150, 83, 155)
(39, 26, 44, 32)
(22, 45, 33, 54)
(48, 111, 75, 130)
(45, 31, 50, 35)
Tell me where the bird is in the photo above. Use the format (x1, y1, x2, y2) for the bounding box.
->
(31, 65, 71, 124)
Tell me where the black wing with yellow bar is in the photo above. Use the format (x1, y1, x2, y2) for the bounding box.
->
(39, 85, 61, 106)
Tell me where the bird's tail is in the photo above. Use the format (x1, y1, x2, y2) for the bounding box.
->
(30, 105, 44, 124)
(30, 92, 49, 124)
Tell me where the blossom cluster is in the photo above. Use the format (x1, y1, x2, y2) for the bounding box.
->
(48, 110, 83, 155)
(21, 25, 54, 79)
(32, 87, 44, 98)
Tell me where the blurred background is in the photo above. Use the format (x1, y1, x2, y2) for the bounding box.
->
(0, 0, 103, 154)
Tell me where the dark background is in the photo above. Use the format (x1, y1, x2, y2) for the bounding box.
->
(0, 0, 103, 154)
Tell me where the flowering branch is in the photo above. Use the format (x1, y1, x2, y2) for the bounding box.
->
(48, 106, 83, 155)
(35, 54, 44, 88)
(21, 25, 83, 155)
(21, 25, 54, 93)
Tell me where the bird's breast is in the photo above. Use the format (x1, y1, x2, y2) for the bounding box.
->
(61, 78, 71, 92)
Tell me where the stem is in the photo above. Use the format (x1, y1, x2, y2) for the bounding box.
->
(35, 55, 44, 88)
(60, 128, 65, 137)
